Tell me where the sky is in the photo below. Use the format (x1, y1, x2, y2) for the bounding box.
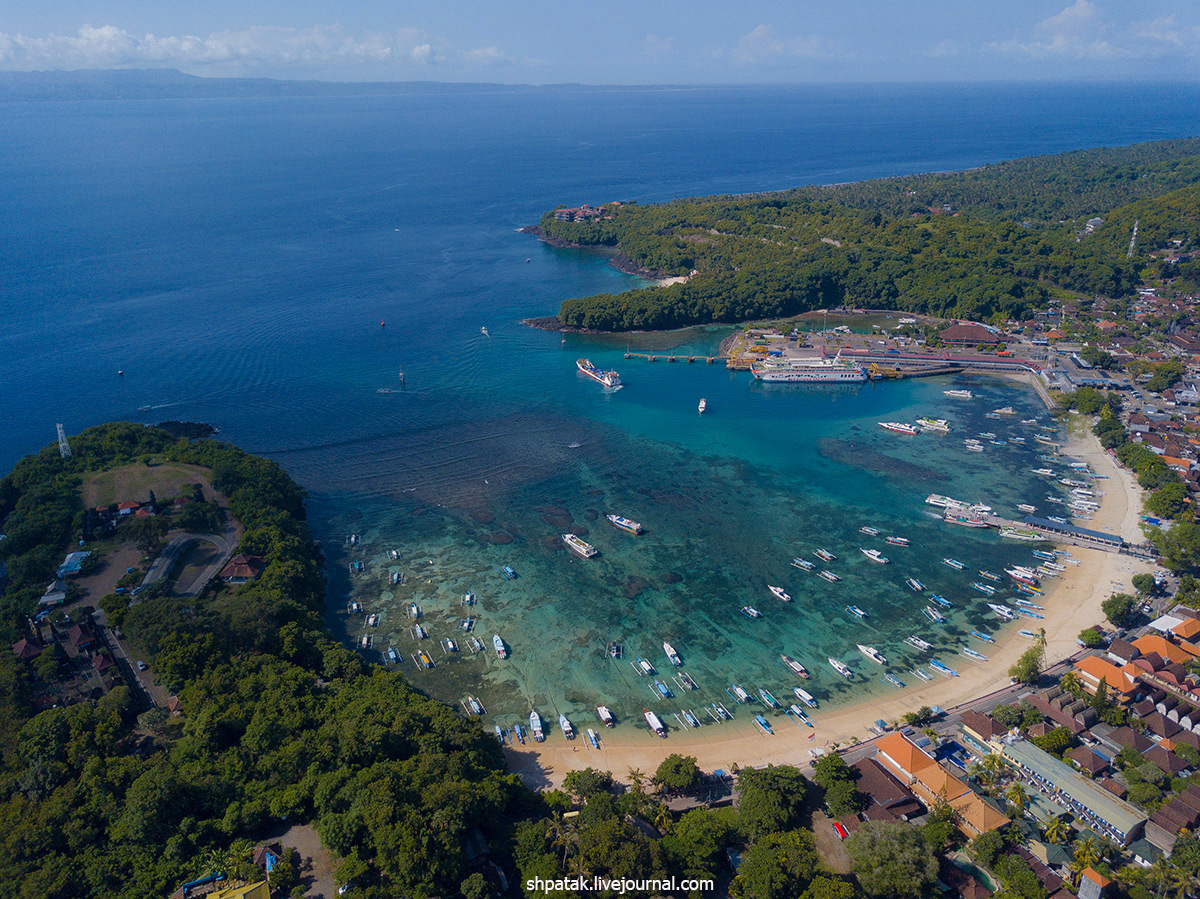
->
(0, 0, 1197, 83)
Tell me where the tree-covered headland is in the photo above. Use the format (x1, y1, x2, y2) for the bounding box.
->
(540, 138, 1200, 330)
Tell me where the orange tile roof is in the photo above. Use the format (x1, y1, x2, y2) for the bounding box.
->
(950, 793, 1010, 835)
(1174, 618, 1200, 641)
(917, 766, 972, 804)
(1134, 634, 1197, 666)
(874, 732, 937, 780)
(1074, 655, 1139, 694)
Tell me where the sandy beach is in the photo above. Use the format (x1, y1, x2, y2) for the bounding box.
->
(504, 411, 1156, 789)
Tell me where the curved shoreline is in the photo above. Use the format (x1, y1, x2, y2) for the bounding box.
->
(504, 418, 1153, 789)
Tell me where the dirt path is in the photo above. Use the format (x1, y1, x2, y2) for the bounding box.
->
(272, 823, 337, 899)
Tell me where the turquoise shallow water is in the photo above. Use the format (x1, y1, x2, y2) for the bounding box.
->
(309, 343, 1070, 735)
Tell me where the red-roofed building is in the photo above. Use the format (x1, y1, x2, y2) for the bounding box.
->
(221, 554, 266, 584)
(117, 500, 139, 516)
(11, 638, 41, 661)
(940, 323, 1001, 346)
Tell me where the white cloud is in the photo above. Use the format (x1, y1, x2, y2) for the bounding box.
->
(640, 33, 675, 63)
(0, 23, 502, 74)
(732, 24, 836, 64)
(983, 0, 1194, 60)
(927, 39, 965, 59)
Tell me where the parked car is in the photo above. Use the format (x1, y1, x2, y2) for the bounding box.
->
(136, 660, 147, 671)
(831, 821, 849, 841)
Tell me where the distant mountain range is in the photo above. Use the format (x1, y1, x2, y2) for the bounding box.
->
(0, 68, 678, 101)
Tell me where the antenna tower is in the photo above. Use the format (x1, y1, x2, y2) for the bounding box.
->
(56, 423, 71, 459)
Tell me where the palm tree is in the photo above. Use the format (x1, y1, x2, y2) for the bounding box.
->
(1148, 855, 1174, 899)
(1072, 836, 1102, 884)
(626, 767, 647, 794)
(1060, 671, 1085, 697)
(980, 752, 1007, 783)
(1038, 627, 1048, 651)
(1005, 783, 1029, 816)
(1165, 862, 1198, 899)
(1043, 816, 1071, 844)
(224, 838, 254, 876)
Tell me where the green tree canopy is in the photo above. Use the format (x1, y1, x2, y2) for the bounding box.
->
(653, 754, 703, 792)
(847, 820, 939, 899)
(731, 830, 820, 899)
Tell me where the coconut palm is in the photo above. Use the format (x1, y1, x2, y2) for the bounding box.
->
(1043, 816, 1071, 844)
(1148, 855, 1174, 899)
(1165, 863, 1198, 899)
(1060, 671, 1085, 697)
(224, 838, 254, 876)
(980, 752, 1007, 783)
(1072, 836, 1102, 883)
(1005, 783, 1030, 816)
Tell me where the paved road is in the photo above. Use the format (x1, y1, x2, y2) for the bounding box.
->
(140, 531, 234, 596)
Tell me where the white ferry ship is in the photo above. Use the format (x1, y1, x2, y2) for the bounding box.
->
(576, 358, 622, 388)
(562, 533, 598, 557)
(879, 421, 921, 435)
(750, 354, 868, 383)
(606, 513, 643, 534)
(916, 417, 951, 432)
(943, 389, 974, 399)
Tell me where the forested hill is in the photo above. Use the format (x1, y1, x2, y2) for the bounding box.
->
(541, 138, 1200, 331)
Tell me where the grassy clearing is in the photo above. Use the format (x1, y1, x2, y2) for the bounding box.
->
(81, 462, 215, 508)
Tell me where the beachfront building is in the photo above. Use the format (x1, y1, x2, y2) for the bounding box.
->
(1073, 655, 1140, 701)
(998, 740, 1147, 845)
(1020, 516, 1124, 551)
(872, 732, 1007, 837)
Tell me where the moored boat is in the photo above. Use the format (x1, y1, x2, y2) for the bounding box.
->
(846, 604, 868, 619)
(916, 417, 950, 432)
(1018, 629, 1040, 640)
(906, 577, 925, 592)
(828, 657, 854, 679)
(587, 728, 600, 749)
(814, 548, 836, 561)
(943, 389, 973, 399)
(886, 536, 910, 546)
(698, 398, 707, 414)
(988, 603, 1015, 620)
(637, 657, 657, 676)
(729, 684, 751, 703)
(905, 635, 932, 651)
(792, 557, 815, 570)
(913, 668, 932, 682)
(499, 565, 518, 579)
(606, 513, 644, 534)
(663, 642, 682, 666)
(741, 605, 762, 619)
(754, 714, 774, 734)
(962, 646, 988, 662)
(597, 705, 615, 727)
(944, 510, 989, 527)
(884, 673, 906, 689)
(923, 606, 946, 623)
(818, 570, 841, 582)
(943, 557, 965, 570)
(558, 713, 575, 739)
(759, 688, 781, 709)
(861, 548, 889, 564)
(788, 705, 814, 727)
(979, 570, 1000, 581)
(562, 533, 598, 558)
(930, 659, 959, 677)
(577, 358, 622, 388)
(1017, 503, 1038, 513)
(644, 708, 667, 737)
(493, 634, 507, 658)
(970, 629, 995, 644)
(768, 585, 792, 602)
(781, 654, 810, 678)
(879, 421, 921, 435)
(859, 526, 881, 536)
(858, 644, 887, 665)
(971, 582, 996, 595)
(794, 687, 818, 707)
(530, 710, 545, 742)
(751, 353, 868, 383)
(929, 594, 953, 608)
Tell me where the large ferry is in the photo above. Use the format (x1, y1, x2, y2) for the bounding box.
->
(606, 513, 643, 534)
(750, 354, 867, 383)
(879, 421, 921, 435)
(562, 533, 598, 558)
(577, 358, 622, 388)
(943, 389, 974, 399)
(916, 417, 951, 432)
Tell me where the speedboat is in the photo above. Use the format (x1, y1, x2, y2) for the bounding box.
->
(828, 657, 853, 679)
(698, 398, 707, 414)
(597, 706, 615, 727)
(606, 513, 644, 535)
(559, 713, 575, 739)
(494, 634, 507, 658)
(663, 642, 682, 666)
(905, 635, 932, 651)
(768, 585, 792, 602)
(846, 604, 868, 619)
(861, 548, 889, 564)
(858, 644, 887, 665)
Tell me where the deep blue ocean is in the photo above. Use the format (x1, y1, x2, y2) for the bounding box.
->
(3, 82, 1199, 734)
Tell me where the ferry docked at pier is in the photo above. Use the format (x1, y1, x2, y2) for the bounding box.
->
(1000, 525, 1043, 541)
(577, 358, 622, 388)
(750, 353, 867, 383)
(562, 533, 598, 558)
(606, 513, 643, 534)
